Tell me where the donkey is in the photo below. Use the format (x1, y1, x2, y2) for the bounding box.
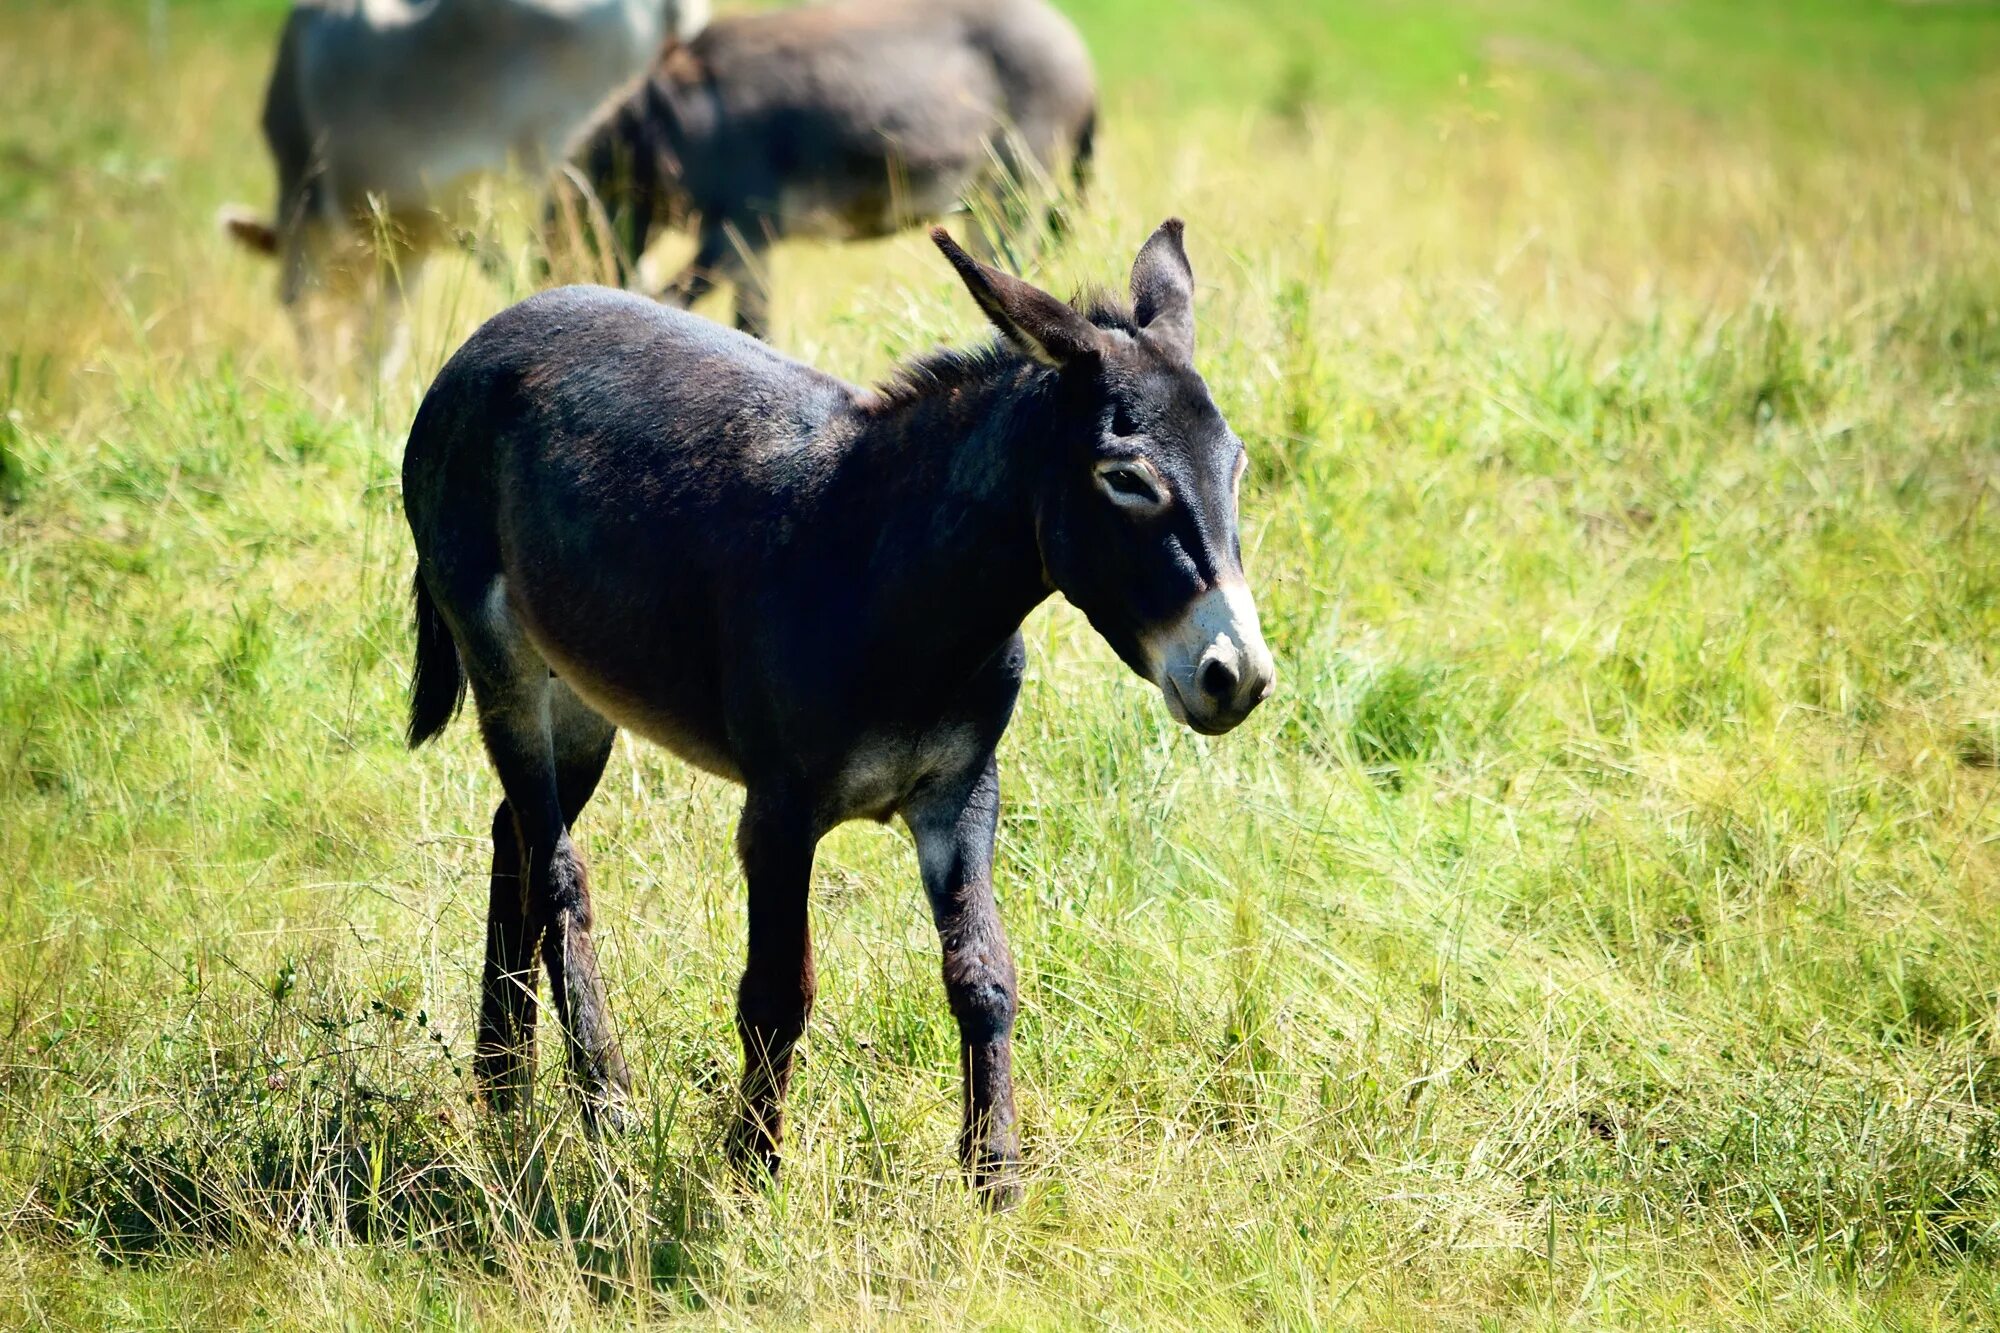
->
(221, 0, 708, 366)
(402, 220, 1273, 1202)
(555, 0, 1096, 341)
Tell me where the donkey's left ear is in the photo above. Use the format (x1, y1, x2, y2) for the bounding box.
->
(1130, 218, 1195, 360)
(931, 227, 1105, 368)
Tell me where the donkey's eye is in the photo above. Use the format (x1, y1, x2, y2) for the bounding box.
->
(1094, 460, 1167, 510)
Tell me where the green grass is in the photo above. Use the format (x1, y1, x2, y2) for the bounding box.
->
(8, 0, 2000, 1326)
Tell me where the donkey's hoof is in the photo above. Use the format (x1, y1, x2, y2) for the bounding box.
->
(474, 1066, 534, 1120)
(582, 1090, 635, 1139)
(725, 1121, 784, 1183)
(968, 1154, 1022, 1211)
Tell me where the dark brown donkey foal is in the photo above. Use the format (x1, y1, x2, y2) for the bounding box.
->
(402, 220, 1274, 1202)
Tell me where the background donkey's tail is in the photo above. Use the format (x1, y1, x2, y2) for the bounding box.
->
(1072, 106, 1096, 200)
(408, 572, 466, 748)
(1046, 106, 1095, 242)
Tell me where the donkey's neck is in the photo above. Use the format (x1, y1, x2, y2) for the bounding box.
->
(836, 357, 1057, 686)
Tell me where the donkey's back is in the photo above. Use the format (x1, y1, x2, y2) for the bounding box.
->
(405, 285, 852, 577)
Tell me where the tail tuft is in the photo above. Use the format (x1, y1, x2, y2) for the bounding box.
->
(408, 572, 466, 748)
(219, 206, 280, 256)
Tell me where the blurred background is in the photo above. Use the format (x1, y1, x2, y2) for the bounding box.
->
(9, 0, 1999, 387)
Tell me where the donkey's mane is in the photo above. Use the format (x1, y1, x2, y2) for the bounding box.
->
(864, 287, 1139, 413)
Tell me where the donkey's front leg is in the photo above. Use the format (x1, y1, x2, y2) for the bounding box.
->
(657, 222, 734, 315)
(905, 755, 1020, 1205)
(729, 790, 819, 1176)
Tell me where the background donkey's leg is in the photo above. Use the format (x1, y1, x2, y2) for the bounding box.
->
(659, 219, 773, 341)
(904, 753, 1021, 1206)
(728, 788, 818, 1175)
(962, 128, 1054, 276)
(657, 223, 732, 313)
(367, 247, 422, 385)
(722, 222, 774, 342)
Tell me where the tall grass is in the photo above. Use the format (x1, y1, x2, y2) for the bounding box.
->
(6, 0, 2000, 1327)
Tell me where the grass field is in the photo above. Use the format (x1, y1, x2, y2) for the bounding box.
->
(8, 0, 2000, 1326)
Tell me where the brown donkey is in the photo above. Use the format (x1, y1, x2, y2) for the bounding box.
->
(402, 221, 1274, 1203)
(556, 0, 1096, 340)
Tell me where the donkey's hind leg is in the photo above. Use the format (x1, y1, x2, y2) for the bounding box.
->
(476, 796, 538, 1112)
(659, 219, 772, 341)
(474, 683, 619, 1115)
(541, 680, 627, 1125)
(463, 598, 630, 1131)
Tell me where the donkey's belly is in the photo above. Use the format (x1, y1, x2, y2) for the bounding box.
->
(826, 719, 987, 825)
(550, 653, 743, 782)
(515, 601, 744, 783)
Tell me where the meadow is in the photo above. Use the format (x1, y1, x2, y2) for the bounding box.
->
(7, 0, 2000, 1326)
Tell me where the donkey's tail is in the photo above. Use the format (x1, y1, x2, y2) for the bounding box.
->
(408, 572, 466, 748)
(1071, 106, 1096, 200)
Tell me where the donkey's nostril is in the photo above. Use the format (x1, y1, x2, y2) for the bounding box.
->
(1198, 654, 1240, 702)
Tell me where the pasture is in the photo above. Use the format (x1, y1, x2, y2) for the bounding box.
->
(6, 0, 2000, 1325)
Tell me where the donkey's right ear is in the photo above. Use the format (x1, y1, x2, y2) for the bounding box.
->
(930, 227, 1103, 368)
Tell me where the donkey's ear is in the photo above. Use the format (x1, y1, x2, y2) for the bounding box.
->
(930, 227, 1103, 368)
(1129, 217, 1195, 360)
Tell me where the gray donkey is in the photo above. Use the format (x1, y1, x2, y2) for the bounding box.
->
(403, 220, 1272, 1203)
(558, 0, 1097, 340)
(222, 0, 708, 365)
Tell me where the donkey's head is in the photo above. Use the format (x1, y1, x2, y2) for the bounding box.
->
(932, 221, 1276, 734)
